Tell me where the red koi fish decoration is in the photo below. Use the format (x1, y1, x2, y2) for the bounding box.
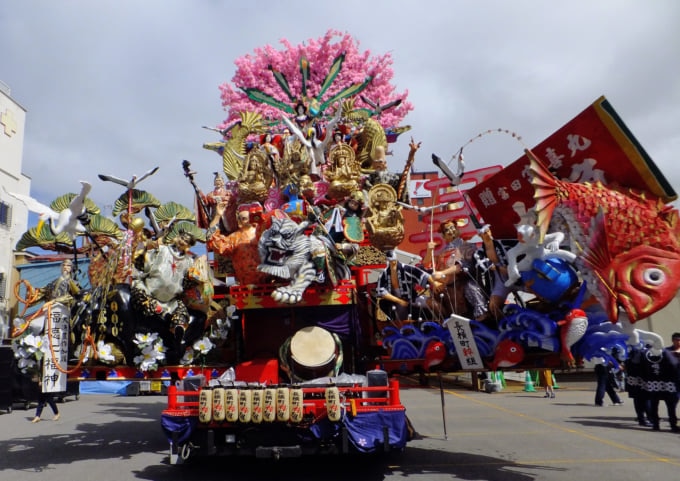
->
(527, 149, 680, 323)
(490, 339, 525, 370)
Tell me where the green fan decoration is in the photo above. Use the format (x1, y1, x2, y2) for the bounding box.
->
(112, 189, 161, 217)
(154, 202, 196, 224)
(164, 221, 206, 244)
(50, 192, 100, 216)
(87, 214, 124, 239)
(15, 226, 74, 251)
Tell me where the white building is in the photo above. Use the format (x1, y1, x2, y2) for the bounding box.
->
(0, 80, 31, 338)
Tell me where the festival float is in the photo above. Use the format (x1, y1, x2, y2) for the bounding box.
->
(7, 30, 680, 462)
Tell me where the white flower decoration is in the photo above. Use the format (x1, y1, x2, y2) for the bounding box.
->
(134, 332, 159, 346)
(23, 333, 44, 354)
(152, 340, 166, 360)
(74, 344, 93, 363)
(97, 340, 116, 362)
(180, 348, 195, 365)
(18, 357, 37, 371)
(135, 349, 158, 372)
(192, 337, 214, 355)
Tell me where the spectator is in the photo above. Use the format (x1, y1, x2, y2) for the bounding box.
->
(593, 356, 623, 407)
(541, 369, 555, 398)
(31, 391, 59, 423)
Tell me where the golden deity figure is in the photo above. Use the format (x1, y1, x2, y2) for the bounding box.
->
(365, 184, 405, 251)
(238, 149, 273, 204)
(325, 143, 361, 200)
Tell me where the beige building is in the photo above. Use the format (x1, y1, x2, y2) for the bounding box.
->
(0, 80, 31, 338)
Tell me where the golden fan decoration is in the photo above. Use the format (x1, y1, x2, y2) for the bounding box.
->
(203, 111, 266, 180)
(154, 202, 196, 224)
(341, 97, 370, 122)
(355, 118, 388, 169)
(112, 189, 161, 216)
(164, 221, 206, 244)
(223, 111, 266, 180)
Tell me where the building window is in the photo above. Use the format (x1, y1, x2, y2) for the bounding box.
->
(0, 273, 6, 300)
(0, 201, 10, 228)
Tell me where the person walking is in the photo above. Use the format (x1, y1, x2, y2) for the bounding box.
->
(658, 332, 680, 432)
(642, 346, 678, 431)
(625, 344, 652, 426)
(541, 369, 555, 398)
(32, 391, 60, 423)
(593, 356, 623, 406)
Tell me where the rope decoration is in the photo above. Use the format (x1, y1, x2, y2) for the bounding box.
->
(453, 128, 527, 163)
(11, 279, 98, 374)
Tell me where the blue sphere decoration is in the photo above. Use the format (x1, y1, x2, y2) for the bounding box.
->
(521, 256, 578, 302)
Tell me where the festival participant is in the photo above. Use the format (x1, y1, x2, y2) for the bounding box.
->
(32, 259, 80, 308)
(130, 230, 197, 331)
(206, 202, 269, 286)
(260, 132, 281, 162)
(641, 346, 679, 431)
(321, 192, 364, 265)
(625, 344, 652, 426)
(593, 355, 623, 407)
(424, 219, 489, 322)
(203, 173, 237, 233)
(478, 225, 512, 323)
(293, 100, 310, 129)
(662, 332, 680, 431)
(376, 250, 440, 325)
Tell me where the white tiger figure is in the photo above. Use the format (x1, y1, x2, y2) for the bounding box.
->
(257, 217, 350, 304)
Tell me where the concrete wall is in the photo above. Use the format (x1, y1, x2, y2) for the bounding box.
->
(0, 83, 30, 337)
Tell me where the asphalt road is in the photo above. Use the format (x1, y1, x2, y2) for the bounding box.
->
(1, 375, 678, 481)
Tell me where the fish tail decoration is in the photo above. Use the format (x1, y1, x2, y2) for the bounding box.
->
(526, 149, 559, 244)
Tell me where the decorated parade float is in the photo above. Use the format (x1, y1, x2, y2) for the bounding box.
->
(7, 30, 680, 462)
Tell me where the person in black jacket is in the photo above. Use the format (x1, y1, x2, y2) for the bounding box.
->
(660, 332, 680, 432)
(625, 345, 652, 426)
(594, 355, 623, 407)
(640, 346, 679, 431)
(376, 250, 439, 324)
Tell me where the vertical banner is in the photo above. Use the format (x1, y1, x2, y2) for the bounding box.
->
(445, 314, 484, 370)
(467, 96, 677, 238)
(41, 303, 69, 394)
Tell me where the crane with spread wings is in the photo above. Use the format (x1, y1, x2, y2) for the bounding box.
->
(3, 181, 93, 241)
